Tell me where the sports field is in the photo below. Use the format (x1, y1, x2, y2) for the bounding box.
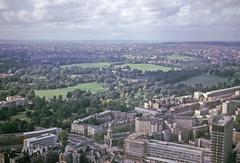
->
(117, 63, 172, 72)
(61, 62, 111, 68)
(179, 74, 228, 87)
(35, 82, 106, 99)
(167, 54, 194, 61)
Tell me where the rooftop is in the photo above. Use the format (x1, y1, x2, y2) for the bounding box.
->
(214, 116, 233, 126)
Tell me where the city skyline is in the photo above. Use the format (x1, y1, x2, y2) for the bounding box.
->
(0, 0, 240, 41)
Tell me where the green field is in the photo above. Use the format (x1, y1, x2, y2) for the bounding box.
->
(35, 82, 107, 99)
(117, 63, 172, 72)
(179, 74, 228, 87)
(61, 62, 111, 68)
(167, 54, 194, 61)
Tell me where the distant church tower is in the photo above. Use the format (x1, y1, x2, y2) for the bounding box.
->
(104, 123, 113, 148)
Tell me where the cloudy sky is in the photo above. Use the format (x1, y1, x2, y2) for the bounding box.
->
(0, 0, 240, 41)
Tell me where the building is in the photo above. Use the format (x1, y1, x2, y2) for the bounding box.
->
(71, 123, 86, 135)
(211, 116, 233, 163)
(145, 140, 204, 163)
(23, 127, 62, 138)
(174, 116, 197, 129)
(234, 142, 240, 163)
(233, 129, 240, 145)
(135, 117, 163, 134)
(135, 107, 159, 115)
(194, 86, 240, 101)
(104, 123, 130, 148)
(170, 102, 200, 114)
(123, 137, 146, 163)
(71, 110, 136, 137)
(222, 100, 236, 115)
(23, 133, 58, 151)
(195, 108, 209, 118)
(87, 125, 104, 137)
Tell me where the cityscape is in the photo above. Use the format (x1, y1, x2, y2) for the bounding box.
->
(0, 0, 240, 163)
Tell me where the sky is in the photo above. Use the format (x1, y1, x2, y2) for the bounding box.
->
(0, 0, 240, 41)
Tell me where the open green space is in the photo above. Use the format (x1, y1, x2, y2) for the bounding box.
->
(35, 82, 107, 99)
(167, 54, 194, 61)
(179, 74, 228, 87)
(117, 63, 172, 72)
(61, 62, 111, 69)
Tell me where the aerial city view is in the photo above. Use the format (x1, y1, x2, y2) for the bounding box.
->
(0, 0, 240, 163)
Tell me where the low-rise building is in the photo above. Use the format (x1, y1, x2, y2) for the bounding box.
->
(23, 133, 58, 151)
(135, 117, 163, 134)
(145, 140, 204, 163)
(170, 102, 200, 114)
(23, 127, 62, 138)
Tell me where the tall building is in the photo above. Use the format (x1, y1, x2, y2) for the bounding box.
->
(211, 116, 233, 163)
(222, 100, 236, 115)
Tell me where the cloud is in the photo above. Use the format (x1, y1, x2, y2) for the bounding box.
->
(0, 0, 240, 40)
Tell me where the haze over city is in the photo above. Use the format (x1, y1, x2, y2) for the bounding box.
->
(0, 0, 240, 41)
(1, 1, 240, 163)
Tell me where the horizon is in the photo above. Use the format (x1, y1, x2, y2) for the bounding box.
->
(0, 0, 240, 41)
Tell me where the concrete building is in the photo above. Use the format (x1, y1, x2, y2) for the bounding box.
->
(233, 129, 240, 145)
(195, 108, 209, 118)
(174, 116, 197, 129)
(135, 107, 159, 115)
(170, 102, 200, 114)
(234, 142, 240, 163)
(87, 125, 103, 137)
(71, 123, 86, 135)
(222, 100, 236, 115)
(194, 86, 240, 101)
(23, 127, 62, 138)
(23, 133, 58, 151)
(211, 116, 233, 163)
(145, 140, 204, 163)
(135, 117, 163, 134)
(123, 133, 148, 163)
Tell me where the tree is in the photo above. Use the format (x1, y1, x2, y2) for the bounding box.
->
(59, 130, 69, 150)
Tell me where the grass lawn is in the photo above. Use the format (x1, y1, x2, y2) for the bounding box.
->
(10, 111, 31, 122)
(179, 74, 228, 87)
(117, 63, 172, 72)
(167, 54, 194, 61)
(61, 62, 111, 69)
(35, 82, 107, 99)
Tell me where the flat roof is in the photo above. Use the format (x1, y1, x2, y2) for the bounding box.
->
(206, 85, 240, 95)
(215, 116, 232, 126)
(23, 127, 60, 135)
(147, 140, 203, 153)
(25, 133, 56, 142)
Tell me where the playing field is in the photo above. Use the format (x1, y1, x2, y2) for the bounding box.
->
(35, 82, 107, 99)
(117, 63, 172, 72)
(61, 62, 111, 68)
(179, 74, 228, 87)
(167, 54, 194, 61)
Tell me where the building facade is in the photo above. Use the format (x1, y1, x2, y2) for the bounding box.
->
(211, 116, 233, 163)
(145, 140, 204, 163)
